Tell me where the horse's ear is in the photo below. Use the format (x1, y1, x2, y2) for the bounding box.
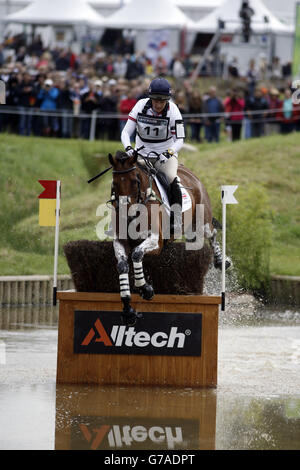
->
(108, 153, 114, 166)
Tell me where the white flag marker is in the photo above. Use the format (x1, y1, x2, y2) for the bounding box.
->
(221, 185, 238, 311)
(53, 180, 61, 306)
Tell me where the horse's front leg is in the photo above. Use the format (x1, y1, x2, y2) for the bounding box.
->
(132, 232, 160, 301)
(113, 239, 141, 326)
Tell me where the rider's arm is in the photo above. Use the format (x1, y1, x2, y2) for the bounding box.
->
(169, 137, 184, 154)
(121, 118, 136, 149)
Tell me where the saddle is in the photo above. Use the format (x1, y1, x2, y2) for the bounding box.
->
(137, 161, 191, 213)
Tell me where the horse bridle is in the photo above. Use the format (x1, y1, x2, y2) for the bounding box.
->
(110, 165, 142, 207)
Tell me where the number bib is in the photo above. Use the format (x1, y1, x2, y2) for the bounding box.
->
(136, 113, 171, 143)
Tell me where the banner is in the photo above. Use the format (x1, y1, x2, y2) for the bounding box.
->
(74, 310, 202, 357)
(293, 3, 300, 79)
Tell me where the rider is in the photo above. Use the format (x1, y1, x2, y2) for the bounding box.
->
(120, 77, 185, 231)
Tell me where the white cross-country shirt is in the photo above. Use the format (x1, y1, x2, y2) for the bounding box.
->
(121, 98, 185, 157)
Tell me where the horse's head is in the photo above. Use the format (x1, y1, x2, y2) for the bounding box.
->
(108, 150, 140, 204)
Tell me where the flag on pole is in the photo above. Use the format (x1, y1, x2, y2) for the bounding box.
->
(221, 185, 238, 311)
(38, 180, 59, 226)
(38, 180, 61, 305)
(221, 185, 238, 205)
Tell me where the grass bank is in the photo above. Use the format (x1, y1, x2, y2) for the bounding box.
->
(0, 133, 299, 281)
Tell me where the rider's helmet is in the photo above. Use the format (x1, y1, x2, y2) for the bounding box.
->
(148, 77, 171, 101)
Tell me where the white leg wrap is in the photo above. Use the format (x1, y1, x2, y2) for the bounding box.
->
(133, 261, 146, 287)
(119, 273, 130, 298)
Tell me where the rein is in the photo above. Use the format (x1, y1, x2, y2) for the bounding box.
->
(112, 166, 137, 175)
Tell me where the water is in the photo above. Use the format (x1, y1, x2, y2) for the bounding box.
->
(0, 298, 300, 450)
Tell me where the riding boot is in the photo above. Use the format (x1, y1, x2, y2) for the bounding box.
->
(169, 177, 182, 235)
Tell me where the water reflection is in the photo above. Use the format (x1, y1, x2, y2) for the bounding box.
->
(0, 302, 300, 450)
(55, 385, 217, 450)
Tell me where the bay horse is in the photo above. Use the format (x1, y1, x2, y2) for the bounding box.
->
(107, 149, 225, 326)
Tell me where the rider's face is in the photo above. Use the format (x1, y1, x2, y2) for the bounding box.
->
(152, 99, 168, 114)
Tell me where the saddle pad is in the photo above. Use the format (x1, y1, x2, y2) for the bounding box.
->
(154, 176, 192, 215)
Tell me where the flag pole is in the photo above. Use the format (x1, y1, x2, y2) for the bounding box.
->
(53, 180, 61, 306)
(220, 185, 238, 312)
(221, 188, 226, 311)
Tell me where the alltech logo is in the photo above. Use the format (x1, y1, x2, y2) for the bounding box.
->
(71, 416, 198, 450)
(74, 310, 202, 356)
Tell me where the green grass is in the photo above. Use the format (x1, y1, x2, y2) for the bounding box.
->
(0, 132, 299, 278)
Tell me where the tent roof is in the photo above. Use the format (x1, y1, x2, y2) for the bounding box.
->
(3, 0, 105, 26)
(189, 0, 294, 34)
(95, 0, 193, 29)
(171, 0, 222, 8)
(89, 0, 222, 7)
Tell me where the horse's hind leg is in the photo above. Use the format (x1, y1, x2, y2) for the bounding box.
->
(204, 223, 231, 270)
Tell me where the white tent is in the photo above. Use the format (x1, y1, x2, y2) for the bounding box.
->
(95, 0, 193, 29)
(189, 0, 294, 34)
(2, 0, 105, 26)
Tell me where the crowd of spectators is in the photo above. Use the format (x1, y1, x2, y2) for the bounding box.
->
(0, 34, 299, 143)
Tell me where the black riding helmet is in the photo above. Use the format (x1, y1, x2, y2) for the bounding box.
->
(148, 77, 171, 101)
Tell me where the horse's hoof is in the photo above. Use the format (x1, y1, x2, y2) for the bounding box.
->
(121, 308, 143, 326)
(121, 313, 137, 326)
(139, 284, 154, 301)
(214, 259, 231, 270)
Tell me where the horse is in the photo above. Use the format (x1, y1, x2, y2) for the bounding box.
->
(106, 149, 226, 326)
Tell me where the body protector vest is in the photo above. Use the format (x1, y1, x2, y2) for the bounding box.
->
(136, 100, 173, 144)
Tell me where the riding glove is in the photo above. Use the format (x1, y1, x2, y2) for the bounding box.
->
(159, 149, 174, 164)
(126, 146, 135, 157)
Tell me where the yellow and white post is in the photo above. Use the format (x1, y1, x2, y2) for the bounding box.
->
(53, 181, 61, 306)
(38, 179, 61, 305)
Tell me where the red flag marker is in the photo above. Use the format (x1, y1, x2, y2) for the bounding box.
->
(38, 180, 57, 199)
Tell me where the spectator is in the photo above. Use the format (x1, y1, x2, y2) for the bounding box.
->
(172, 56, 186, 88)
(113, 55, 127, 78)
(118, 88, 137, 134)
(245, 87, 269, 138)
(37, 78, 60, 136)
(125, 55, 144, 80)
(187, 89, 203, 142)
(154, 55, 168, 76)
(228, 57, 239, 78)
(0, 44, 4, 67)
(265, 87, 281, 135)
(55, 50, 70, 71)
(17, 71, 36, 136)
(57, 79, 73, 138)
(279, 88, 296, 134)
(80, 81, 101, 139)
(98, 79, 119, 140)
(203, 86, 224, 143)
(175, 90, 188, 115)
(70, 82, 82, 138)
(223, 88, 245, 141)
(6, 75, 20, 133)
(246, 59, 258, 95)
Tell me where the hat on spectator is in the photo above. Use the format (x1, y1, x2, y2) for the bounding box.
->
(44, 78, 53, 86)
(270, 87, 279, 95)
(94, 79, 103, 87)
(108, 79, 117, 86)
